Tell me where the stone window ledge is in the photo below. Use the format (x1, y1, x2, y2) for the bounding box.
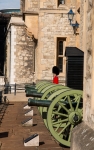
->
(58, 4, 68, 9)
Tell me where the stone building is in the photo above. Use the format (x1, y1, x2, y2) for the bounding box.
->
(5, 9, 35, 84)
(71, 0, 94, 149)
(3, 1, 94, 149)
(20, 0, 83, 87)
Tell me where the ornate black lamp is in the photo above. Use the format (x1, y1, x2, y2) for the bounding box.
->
(68, 9, 74, 25)
(68, 9, 79, 34)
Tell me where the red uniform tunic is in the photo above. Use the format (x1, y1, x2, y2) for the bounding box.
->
(53, 76, 59, 84)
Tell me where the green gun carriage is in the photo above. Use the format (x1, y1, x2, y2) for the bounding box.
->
(26, 82, 83, 147)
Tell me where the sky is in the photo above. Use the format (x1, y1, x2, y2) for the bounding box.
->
(0, 0, 20, 10)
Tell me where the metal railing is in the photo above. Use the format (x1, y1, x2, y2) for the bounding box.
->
(4, 82, 36, 95)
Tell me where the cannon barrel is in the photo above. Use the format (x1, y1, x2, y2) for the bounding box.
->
(26, 92, 43, 98)
(28, 98, 83, 107)
(25, 87, 36, 90)
(28, 98, 52, 107)
(25, 85, 36, 89)
(25, 89, 37, 93)
(25, 85, 36, 88)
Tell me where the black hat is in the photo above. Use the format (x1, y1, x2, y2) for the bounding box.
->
(52, 66, 60, 75)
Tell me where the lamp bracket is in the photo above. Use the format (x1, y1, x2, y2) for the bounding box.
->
(71, 23, 79, 28)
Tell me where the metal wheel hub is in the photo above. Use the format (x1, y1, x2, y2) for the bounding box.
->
(69, 110, 82, 125)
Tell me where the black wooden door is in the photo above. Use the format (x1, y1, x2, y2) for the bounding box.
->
(66, 56, 83, 90)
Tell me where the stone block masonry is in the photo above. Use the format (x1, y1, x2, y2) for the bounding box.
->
(71, 1, 94, 149)
(36, 12, 76, 82)
(20, 0, 39, 12)
(80, 0, 84, 50)
(20, 0, 80, 84)
(83, 0, 94, 128)
(13, 25, 35, 84)
(70, 122, 94, 150)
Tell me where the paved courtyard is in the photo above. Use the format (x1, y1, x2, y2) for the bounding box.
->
(0, 93, 69, 150)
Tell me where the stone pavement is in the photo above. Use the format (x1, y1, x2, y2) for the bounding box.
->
(0, 93, 70, 150)
(3, 92, 28, 102)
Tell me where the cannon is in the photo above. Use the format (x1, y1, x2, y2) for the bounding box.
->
(27, 84, 83, 147)
(25, 81, 67, 98)
(25, 83, 52, 97)
(26, 82, 71, 114)
(25, 81, 51, 96)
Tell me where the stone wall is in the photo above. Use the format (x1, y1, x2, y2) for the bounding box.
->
(79, 0, 84, 50)
(40, 0, 56, 9)
(71, 1, 94, 149)
(20, 0, 76, 12)
(83, 0, 94, 129)
(6, 23, 35, 84)
(28, 0, 39, 12)
(36, 12, 76, 82)
(39, 0, 76, 9)
(71, 0, 76, 8)
(76, 0, 94, 129)
(14, 25, 35, 83)
(20, 0, 80, 84)
(20, 0, 39, 12)
(20, 0, 25, 12)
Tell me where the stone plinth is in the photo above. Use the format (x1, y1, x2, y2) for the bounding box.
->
(70, 122, 94, 150)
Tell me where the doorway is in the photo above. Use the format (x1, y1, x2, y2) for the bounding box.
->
(65, 47, 84, 90)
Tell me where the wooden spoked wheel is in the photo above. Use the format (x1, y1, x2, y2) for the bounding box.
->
(47, 90, 83, 147)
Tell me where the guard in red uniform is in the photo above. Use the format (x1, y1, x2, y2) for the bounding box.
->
(52, 66, 60, 84)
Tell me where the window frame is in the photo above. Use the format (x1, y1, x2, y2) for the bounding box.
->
(56, 38, 66, 73)
(58, 0, 65, 6)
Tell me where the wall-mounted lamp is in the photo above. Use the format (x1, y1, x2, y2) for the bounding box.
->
(68, 9, 79, 34)
(68, 9, 74, 25)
